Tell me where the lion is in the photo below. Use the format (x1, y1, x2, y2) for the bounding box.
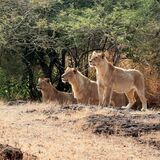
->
(37, 78, 77, 105)
(89, 51, 147, 111)
(61, 67, 127, 107)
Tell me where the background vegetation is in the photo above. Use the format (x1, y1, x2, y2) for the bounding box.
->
(0, 0, 159, 101)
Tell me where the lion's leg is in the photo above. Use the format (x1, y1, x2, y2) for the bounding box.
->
(134, 74, 147, 111)
(98, 86, 104, 106)
(123, 89, 136, 110)
(102, 86, 113, 107)
(136, 89, 147, 111)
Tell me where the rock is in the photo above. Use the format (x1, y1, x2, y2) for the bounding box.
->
(0, 144, 23, 160)
(0, 144, 38, 160)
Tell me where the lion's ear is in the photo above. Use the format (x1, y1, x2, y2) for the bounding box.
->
(38, 78, 42, 83)
(92, 51, 96, 55)
(101, 52, 105, 59)
(73, 68, 77, 74)
(45, 78, 50, 83)
(66, 66, 70, 70)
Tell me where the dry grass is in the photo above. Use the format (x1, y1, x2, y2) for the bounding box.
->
(0, 102, 159, 160)
(118, 58, 160, 106)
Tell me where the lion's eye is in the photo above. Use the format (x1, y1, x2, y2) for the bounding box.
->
(65, 73, 70, 76)
(66, 73, 71, 77)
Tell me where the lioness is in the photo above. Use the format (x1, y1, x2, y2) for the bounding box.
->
(37, 78, 77, 105)
(61, 67, 127, 107)
(89, 51, 147, 111)
(61, 67, 99, 105)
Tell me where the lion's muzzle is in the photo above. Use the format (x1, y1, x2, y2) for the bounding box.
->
(36, 85, 41, 91)
(89, 60, 96, 67)
(61, 75, 68, 83)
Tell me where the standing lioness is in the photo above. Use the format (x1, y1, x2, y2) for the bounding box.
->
(89, 51, 147, 111)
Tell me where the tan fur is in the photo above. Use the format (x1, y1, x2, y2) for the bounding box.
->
(61, 67, 127, 107)
(61, 67, 99, 105)
(89, 51, 147, 111)
(37, 78, 77, 105)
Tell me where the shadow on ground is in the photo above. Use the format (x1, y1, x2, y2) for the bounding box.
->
(82, 112, 160, 150)
(20, 104, 160, 151)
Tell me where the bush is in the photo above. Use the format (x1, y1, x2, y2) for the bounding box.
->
(0, 68, 29, 101)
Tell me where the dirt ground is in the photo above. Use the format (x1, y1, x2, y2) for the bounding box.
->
(0, 102, 159, 160)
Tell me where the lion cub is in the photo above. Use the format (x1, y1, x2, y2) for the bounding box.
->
(89, 51, 147, 111)
(37, 78, 77, 105)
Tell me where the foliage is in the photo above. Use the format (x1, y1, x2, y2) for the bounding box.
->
(0, 68, 29, 101)
(0, 0, 159, 100)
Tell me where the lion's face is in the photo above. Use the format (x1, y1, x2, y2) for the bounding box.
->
(37, 78, 51, 91)
(61, 67, 77, 83)
(89, 51, 105, 67)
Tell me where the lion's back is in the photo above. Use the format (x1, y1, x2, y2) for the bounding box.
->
(59, 91, 77, 104)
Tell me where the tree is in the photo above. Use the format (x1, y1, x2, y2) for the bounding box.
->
(0, 0, 159, 100)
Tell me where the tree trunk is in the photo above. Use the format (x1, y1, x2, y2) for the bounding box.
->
(56, 49, 68, 91)
(22, 47, 38, 100)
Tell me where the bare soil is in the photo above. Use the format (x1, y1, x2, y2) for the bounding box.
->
(0, 102, 159, 160)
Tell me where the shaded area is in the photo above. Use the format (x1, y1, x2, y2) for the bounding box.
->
(83, 113, 160, 149)
(138, 139, 160, 150)
(41, 104, 160, 151)
(83, 114, 160, 136)
(42, 104, 96, 116)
